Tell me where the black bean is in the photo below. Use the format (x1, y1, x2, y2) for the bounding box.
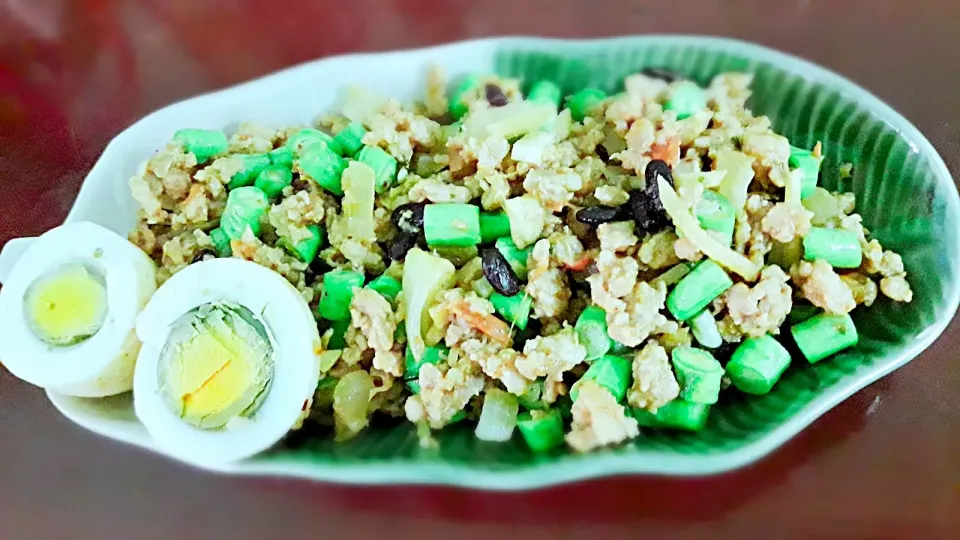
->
(481, 247, 522, 296)
(575, 205, 622, 226)
(485, 84, 508, 107)
(595, 143, 610, 162)
(626, 189, 669, 233)
(390, 202, 426, 234)
(387, 232, 420, 261)
(640, 67, 682, 83)
(701, 154, 714, 172)
(645, 159, 674, 192)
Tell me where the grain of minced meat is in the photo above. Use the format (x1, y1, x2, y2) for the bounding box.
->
(125, 65, 912, 454)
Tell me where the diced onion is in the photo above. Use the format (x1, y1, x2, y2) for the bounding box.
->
(475, 389, 519, 442)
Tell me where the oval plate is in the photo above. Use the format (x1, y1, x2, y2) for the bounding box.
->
(25, 35, 960, 490)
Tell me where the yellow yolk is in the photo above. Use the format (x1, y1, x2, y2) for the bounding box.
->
(25, 264, 107, 346)
(158, 303, 273, 429)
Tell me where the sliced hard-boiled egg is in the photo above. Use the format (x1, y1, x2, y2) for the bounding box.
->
(0, 221, 157, 396)
(133, 258, 320, 466)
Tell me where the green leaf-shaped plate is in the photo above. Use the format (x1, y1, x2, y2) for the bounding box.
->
(26, 36, 959, 489)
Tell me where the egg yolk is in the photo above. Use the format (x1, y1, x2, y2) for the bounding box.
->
(157, 303, 273, 429)
(24, 263, 107, 346)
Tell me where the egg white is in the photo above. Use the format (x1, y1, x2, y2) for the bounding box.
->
(0, 221, 157, 397)
(133, 258, 320, 466)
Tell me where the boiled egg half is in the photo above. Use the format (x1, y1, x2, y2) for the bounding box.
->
(133, 257, 320, 466)
(0, 221, 157, 396)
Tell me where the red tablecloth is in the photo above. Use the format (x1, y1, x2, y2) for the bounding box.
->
(2, 1, 959, 538)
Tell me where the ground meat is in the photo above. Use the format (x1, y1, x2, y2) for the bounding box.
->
(447, 133, 510, 173)
(549, 230, 586, 268)
(478, 172, 511, 210)
(594, 185, 630, 206)
(228, 122, 279, 154)
(613, 117, 656, 173)
(640, 230, 682, 269)
(230, 228, 310, 299)
(841, 273, 879, 306)
(404, 363, 485, 429)
(718, 265, 792, 338)
(128, 144, 199, 225)
(523, 169, 582, 212)
(792, 259, 856, 315)
(423, 65, 449, 119)
(565, 379, 639, 453)
(736, 194, 776, 265)
(429, 289, 498, 348)
(350, 288, 402, 377)
(525, 239, 571, 319)
(406, 178, 473, 204)
(158, 229, 214, 283)
(597, 221, 639, 253)
(268, 190, 326, 243)
(761, 202, 813, 243)
(362, 99, 441, 163)
(587, 250, 640, 310)
(459, 338, 529, 395)
(653, 320, 693, 353)
(607, 281, 668, 347)
(194, 155, 243, 200)
(627, 342, 680, 412)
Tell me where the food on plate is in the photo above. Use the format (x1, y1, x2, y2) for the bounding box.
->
(132, 258, 320, 465)
(0, 222, 156, 396)
(119, 66, 911, 456)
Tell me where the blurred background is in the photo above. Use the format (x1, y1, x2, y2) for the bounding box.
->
(1, 1, 959, 538)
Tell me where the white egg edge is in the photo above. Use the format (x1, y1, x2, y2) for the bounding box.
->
(133, 258, 321, 466)
(0, 221, 156, 394)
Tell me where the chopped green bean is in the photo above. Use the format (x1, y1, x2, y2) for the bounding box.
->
(326, 319, 350, 350)
(220, 186, 269, 241)
(424, 203, 481, 247)
(227, 153, 272, 190)
(287, 128, 337, 157)
(689, 308, 722, 349)
(278, 224, 324, 263)
(172, 128, 228, 163)
(671, 346, 724, 405)
(666, 260, 734, 321)
(318, 269, 365, 321)
(789, 303, 819, 324)
(571, 354, 632, 403)
(406, 380, 422, 394)
(518, 379, 545, 410)
(575, 305, 614, 362)
(253, 164, 293, 199)
(479, 212, 512, 243)
(652, 262, 694, 288)
(333, 122, 367, 158)
(789, 145, 821, 199)
(449, 74, 480, 120)
(490, 292, 532, 330)
(791, 312, 858, 363)
(268, 146, 293, 169)
(404, 344, 447, 380)
(803, 227, 863, 268)
(517, 409, 565, 452)
(208, 228, 232, 257)
(366, 274, 402, 302)
(633, 400, 711, 431)
(726, 334, 792, 395)
(526, 80, 562, 109)
(695, 190, 736, 246)
(565, 88, 607, 122)
(494, 237, 532, 279)
(664, 81, 706, 120)
(298, 142, 347, 196)
(356, 145, 398, 193)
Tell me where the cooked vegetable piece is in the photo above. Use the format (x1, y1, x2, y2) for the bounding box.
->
(526, 80, 562, 108)
(268, 146, 293, 169)
(788, 303, 819, 324)
(475, 389, 518, 442)
(490, 292, 532, 330)
(333, 122, 367, 158)
(209, 228, 232, 257)
(651, 263, 694, 287)
(517, 409, 565, 452)
(287, 128, 337, 157)
(726, 334, 792, 395)
(664, 81, 706, 119)
(404, 344, 447, 380)
(340, 161, 377, 241)
(479, 212, 512, 243)
(789, 145, 821, 199)
(502, 195, 544, 249)
(424, 203, 481, 247)
(333, 370, 373, 441)
(403, 248, 456, 361)
(695, 190, 736, 246)
(565, 88, 607, 121)
(318, 269, 365, 321)
(790, 312, 858, 363)
(666, 260, 734, 321)
(253, 164, 293, 199)
(278, 224, 324, 263)
(575, 305, 614, 362)
(366, 274, 402, 302)
(173, 128, 228, 163)
(571, 354, 632, 402)
(633, 400, 710, 431)
(689, 308, 722, 349)
(228, 153, 272, 190)
(449, 74, 480, 120)
(326, 319, 350, 349)
(298, 142, 347, 195)
(518, 379, 545, 410)
(803, 227, 863, 268)
(671, 346, 724, 405)
(357, 145, 398, 193)
(220, 186, 270, 240)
